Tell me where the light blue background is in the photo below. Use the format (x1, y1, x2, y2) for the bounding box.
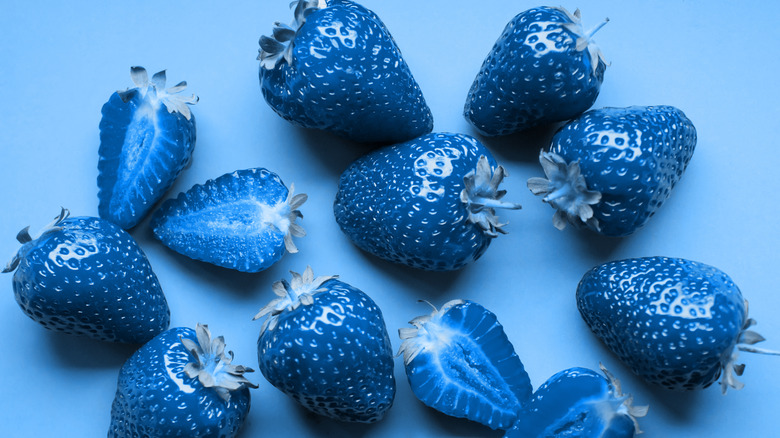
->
(1, 1, 779, 436)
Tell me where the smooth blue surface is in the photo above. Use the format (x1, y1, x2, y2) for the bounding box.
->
(1, 1, 779, 437)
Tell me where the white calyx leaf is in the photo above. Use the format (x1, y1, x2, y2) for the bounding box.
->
(3, 208, 70, 274)
(555, 6, 609, 75)
(181, 323, 258, 402)
(719, 300, 780, 394)
(253, 266, 336, 334)
(528, 151, 602, 232)
(258, 0, 327, 69)
(396, 300, 465, 366)
(599, 363, 648, 435)
(117, 66, 199, 120)
(281, 183, 308, 254)
(460, 155, 521, 238)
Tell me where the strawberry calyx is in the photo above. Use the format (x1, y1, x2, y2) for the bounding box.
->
(253, 266, 336, 334)
(460, 155, 522, 238)
(397, 299, 465, 366)
(3, 208, 70, 274)
(557, 7, 609, 75)
(598, 363, 648, 435)
(527, 151, 602, 232)
(258, 0, 327, 69)
(265, 183, 307, 254)
(117, 66, 198, 120)
(180, 323, 258, 402)
(719, 300, 780, 394)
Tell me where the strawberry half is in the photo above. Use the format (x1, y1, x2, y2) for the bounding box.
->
(98, 66, 198, 229)
(398, 300, 532, 430)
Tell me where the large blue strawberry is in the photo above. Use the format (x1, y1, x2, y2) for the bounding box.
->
(254, 267, 395, 423)
(504, 365, 647, 438)
(465, 7, 608, 136)
(528, 105, 697, 237)
(398, 300, 532, 430)
(151, 167, 306, 273)
(258, 0, 433, 144)
(108, 323, 257, 437)
(2, 209, 169, 343)
(333, 132, 521, 271)
(98, 66, 198, 229)
(577, 257, 780, 392)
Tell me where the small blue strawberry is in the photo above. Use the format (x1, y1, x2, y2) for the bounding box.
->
(398, 300, 533, 430)
(98, 66, 198, 229)
(254, 267, 395, 423)
(258, 0, 433, 144)
(505, 365, 647, 438)
(108, 323, 258, 438)
(333, 132, 521, 271)
(151, 167, 306, 273)
(577, 257, 780, 392)
(465, 7, 608, 136)
(2, 209, 169, 343)
(528, 105, 697, 236)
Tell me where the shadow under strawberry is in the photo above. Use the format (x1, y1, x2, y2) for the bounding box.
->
(424, 406, 504, 437)
(294, 406, 381, 438)
(46, 331, 140, 369)
(289, 125, 375, 176)
(475, 122, 565, 165)
(571, 226, 626, 260)
(356, 247, 465, 297)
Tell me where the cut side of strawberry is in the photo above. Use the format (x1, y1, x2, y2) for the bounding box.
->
(398, 300, 532, 430)
(151, 168, 306, 273)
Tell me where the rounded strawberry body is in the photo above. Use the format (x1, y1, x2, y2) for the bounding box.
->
(465, 7, 608, 136)
(108, 324, 257, 438)
(528, 105, 697, 236)
(399, 300, 533, 429)
(333, 132, 521, 271)
(98, 67, 198, 229)
(258, 0, 433, 144)
(505, 365, 646, 438)
(3, 210, 169, 344)
(254, 268, 395, 423)
(577, 257, 778, 392)
(151, 167, 306, 273)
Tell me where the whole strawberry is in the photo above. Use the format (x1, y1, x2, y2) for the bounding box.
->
(98, 66, 198, 229)
(3, 209, 169, 344)
(254, 267, 395, 423)
(258, 0, 433, 144)
(505, 365, 647, 438)
(577, 257, 780, 392)
(108, 323, 257, 438)
(528, 105, 696, 236)
(333, 132, 521, 271)
(151, 167, 306, 273)
(465, 7, 608, 136)
(398, 300, 533, 430)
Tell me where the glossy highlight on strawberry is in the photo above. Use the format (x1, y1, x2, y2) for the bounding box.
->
(98, 66, 198, 229)
(334, 132, 521, 271)
(505, 365, 647, 438)
(399, 300, 532, 430)
(254, 267, 396, 423)
(258, 0, 433, 144)
(151, 168, 306, 273)
(465, 7, 608, 136)
(108, 324, 257, 437)
(577, 257, 780, 392)
(3, 209, 169, 343)
(528, 105, 696, 236)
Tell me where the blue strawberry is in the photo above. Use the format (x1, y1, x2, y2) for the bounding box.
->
(505, 365, 647, 438)
(2, 209, 169, 343)
(258, 0, 433, 144)
(98, 66, 198, 229)
(465, 7, 608, 136)
(151, 167, 306, 273)
(108, 323, 257, 437)
(398, 299, 532, 430)
(333, 132, 521, 271)
(254, 267, 395, 423)
(528, 105, 696, 236)
(576, 257, 780, 392)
